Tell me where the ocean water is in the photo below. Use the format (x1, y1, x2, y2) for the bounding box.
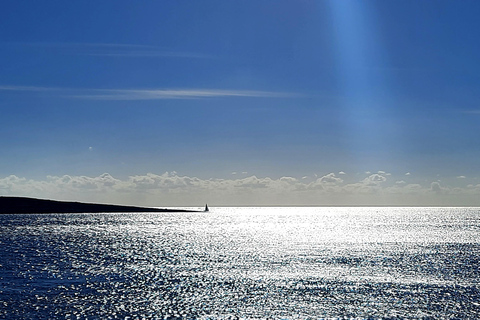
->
(0, 207, 479, 319)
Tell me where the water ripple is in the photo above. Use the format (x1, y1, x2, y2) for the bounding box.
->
(0, 207, 479, 318)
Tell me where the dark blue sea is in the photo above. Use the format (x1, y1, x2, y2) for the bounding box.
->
(1, 207, 479, 319)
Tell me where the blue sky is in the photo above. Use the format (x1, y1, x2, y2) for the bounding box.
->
(1, 1, 480, 206)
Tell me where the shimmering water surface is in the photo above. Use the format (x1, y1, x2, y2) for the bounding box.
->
(1, 207, 479, 319)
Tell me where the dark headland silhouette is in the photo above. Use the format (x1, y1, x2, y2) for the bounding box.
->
(0, 196, 199, 214)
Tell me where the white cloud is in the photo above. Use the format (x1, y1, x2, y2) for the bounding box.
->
(319, 173, 344, 185)
(457, 175, 466, 179)
(405, 172, 411, 176)
(365, 173, 387, 184)
(2, 172, 480, 206)
(46, 173, 124, 191)
(306, 173, 344, 192)
(430, 181, 446, 194)
(377, 171, 391, 176)
(0, 175, 27, 191)
(338, 171, 346, 175)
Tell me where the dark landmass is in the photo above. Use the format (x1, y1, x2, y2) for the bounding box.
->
(0, 196, 198, 214)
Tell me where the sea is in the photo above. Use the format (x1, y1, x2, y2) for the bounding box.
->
(0, 207, 479, 319)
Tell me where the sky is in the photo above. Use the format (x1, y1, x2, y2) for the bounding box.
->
(1, 0, 480, 206)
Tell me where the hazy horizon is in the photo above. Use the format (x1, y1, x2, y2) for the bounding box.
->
(2, 1, 480, 206)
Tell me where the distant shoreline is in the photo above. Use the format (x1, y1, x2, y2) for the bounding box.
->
(0, 196, 199, 214)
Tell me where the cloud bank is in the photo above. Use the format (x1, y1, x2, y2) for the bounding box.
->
(1, 172, 479, 207)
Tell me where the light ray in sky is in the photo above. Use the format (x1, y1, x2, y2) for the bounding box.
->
(328, 0, 396, 166)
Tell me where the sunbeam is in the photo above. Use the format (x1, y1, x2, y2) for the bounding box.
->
(328, 0, 396, 167)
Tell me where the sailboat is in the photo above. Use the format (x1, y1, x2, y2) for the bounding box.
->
(204, 204, 209, 212)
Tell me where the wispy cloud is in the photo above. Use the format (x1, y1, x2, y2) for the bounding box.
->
(4, 42, 211, 59)
(75, 89, 296, 100)
(0, 85, 59, 92)
(461, 110, 480, 114)
(0, 85, 297, 100)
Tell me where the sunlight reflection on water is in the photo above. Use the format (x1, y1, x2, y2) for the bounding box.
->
(0, 207, 479, 318)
